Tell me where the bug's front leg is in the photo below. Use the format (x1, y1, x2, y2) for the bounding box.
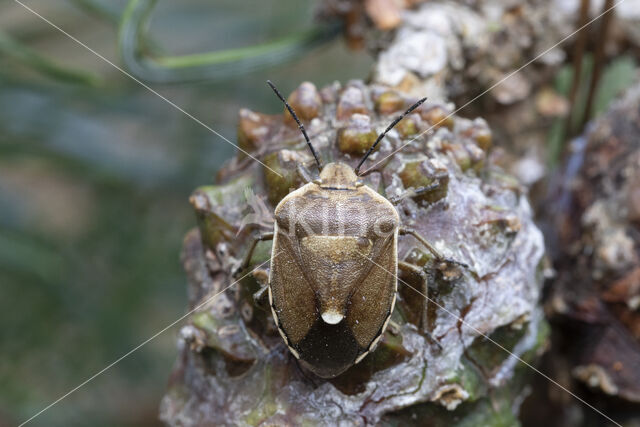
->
(398, 261, 429, 332)
(389, 182, 440, 205)
(398, 227, 467, 269)
(233, 235, 273, 311)
(232, 232, 274, 279)
(251, 270, 270, 309)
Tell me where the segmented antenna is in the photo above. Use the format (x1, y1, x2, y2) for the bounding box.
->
(267, 80, 322, 172)
(354, 97, 427, 176)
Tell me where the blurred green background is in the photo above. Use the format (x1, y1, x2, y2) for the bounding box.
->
(0, 1, 372, 425)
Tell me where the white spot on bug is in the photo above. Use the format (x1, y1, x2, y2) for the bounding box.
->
(321, 310, 344, 325)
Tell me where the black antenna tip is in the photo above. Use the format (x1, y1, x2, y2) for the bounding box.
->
(267, 80, 284, 101)
(408, 97, 427, 112)
(354, 96, 428, 175)
(266, 80, 323, 172)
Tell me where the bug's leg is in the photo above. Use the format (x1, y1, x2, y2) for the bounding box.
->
(232, 232, 274, 278)
(252, 278, 270, 310)
(387, 320, 401, 335)
(398, 261, 442, 349)
(398, 227, 467, 269)
(389, 182, 440, 205)
(398, 227, 444, 260)
(398, 261, 429, 331)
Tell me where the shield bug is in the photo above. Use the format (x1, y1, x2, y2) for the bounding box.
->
(234, 81, 460, 378)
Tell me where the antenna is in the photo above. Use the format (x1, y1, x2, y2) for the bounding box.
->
(267, 80, 322, 172)
(354, 97, 427, 175)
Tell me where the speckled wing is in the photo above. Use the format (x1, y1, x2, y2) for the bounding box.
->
(269, 224, 317, 346)
(347, 234, 397, 349)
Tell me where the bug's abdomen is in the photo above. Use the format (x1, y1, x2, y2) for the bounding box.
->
(296, 319, 360, 378)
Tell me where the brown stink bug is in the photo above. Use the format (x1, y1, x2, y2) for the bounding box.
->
(234, 81, 462, 378)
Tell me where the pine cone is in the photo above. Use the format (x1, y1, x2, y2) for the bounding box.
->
(160, 80, 546, 426)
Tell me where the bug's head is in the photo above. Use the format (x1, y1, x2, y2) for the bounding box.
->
(267, 80, 426, 178)
(317, 162, 360, 189)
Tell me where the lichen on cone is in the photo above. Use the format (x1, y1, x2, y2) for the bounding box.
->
(160, 81, 547, 426)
